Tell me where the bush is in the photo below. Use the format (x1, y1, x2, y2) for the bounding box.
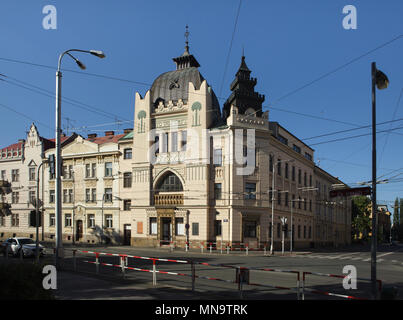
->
(0, 262, 54, 300)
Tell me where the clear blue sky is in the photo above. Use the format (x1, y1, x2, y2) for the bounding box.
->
(0, 0, 402, 216)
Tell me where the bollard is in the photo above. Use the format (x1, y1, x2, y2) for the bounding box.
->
(220, 243, 223, 254)
(73, 250, 77, 272)
(185, 242, 189, 252)
(95, 253, 99, 274)
(152, 259, 157, 286)
(227, 245, 230, 255)
(201, 242, 204, 254)
(246, 246, 249, 256)
(191, 261, 195, 292)
(209, 243, 212, 254)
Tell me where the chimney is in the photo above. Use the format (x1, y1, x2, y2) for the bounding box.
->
(105, 131, 114, 136)
(88, 133, 97, 139)
(123, 128, 133, 134)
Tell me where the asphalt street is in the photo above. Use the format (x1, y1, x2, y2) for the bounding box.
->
(45, 242, 403, 300)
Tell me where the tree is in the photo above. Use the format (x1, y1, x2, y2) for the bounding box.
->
(351, 196, 371, 241)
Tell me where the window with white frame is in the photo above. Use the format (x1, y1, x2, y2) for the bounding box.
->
(88, 214, 95, 228)
(175, 217, 184, 236)
(105, 214, 113, 228)
(150, 217, 157, 235)
(105, 162, 112, 177)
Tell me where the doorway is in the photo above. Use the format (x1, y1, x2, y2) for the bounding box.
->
(161, 218, 172, 244)
(76, 220, 83, 242)
(123, 224, 131, 245)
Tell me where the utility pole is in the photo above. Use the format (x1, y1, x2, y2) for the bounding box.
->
(371, 62, 389, 300)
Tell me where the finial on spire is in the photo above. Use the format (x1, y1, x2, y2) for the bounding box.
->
(184, 25, 190, 54)
(242, 45, 244, 58)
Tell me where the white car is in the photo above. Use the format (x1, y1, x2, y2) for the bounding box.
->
(1, 237, 46, 258)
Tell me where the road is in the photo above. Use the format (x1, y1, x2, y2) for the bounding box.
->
(47, 242, 403, 300)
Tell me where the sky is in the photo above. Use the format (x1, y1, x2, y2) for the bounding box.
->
(0, 0, 402, 216)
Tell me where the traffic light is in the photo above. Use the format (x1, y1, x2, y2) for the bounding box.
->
(48, 154, 55, 177)
(29, 210, 42, 227)
(0, 179, 12, 216)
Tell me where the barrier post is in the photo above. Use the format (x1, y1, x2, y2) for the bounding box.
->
(73, 250, 77, 272)
(152, 259, 157, 286)
(201, 242, 204, 254)
(246, 245, 249, 256)
(95, 253, 99, 274)
(185, 242, 189, 252)
(120, 255, 126, 278)
(191, 261, 195, 292)
(209, 243, 212, 254)
(227, 244, 230, 255)
(220, 242, 223, 254)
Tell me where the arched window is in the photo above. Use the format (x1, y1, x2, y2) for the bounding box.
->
(156, 172, 183, 192)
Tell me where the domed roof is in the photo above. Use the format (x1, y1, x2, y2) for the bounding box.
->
(150, 67, 205, 105)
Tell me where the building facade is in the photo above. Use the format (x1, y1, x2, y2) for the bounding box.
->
(0, 46, 352, 249)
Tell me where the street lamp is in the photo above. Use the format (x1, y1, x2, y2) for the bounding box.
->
(371, 62, 389, 300)
(55, 49, 105, 268)
(280, 216, 287, 255)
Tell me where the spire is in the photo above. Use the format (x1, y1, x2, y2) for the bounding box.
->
(184, 24, 190, 55)
(173, 25, 200, 70)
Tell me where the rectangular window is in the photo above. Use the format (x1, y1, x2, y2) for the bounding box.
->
(68, 189, 73, 203)
(214, 220, 222, 236)
(214, 183, 222, 200)
(277, 190, 281, 205)
(269, 222, 272, 238)
(171, 132, 178, 152)
(304, 226, 307, 239)
(245, 183, 256, 200)
(277, 160, 281, 176)
(181, 131, 187, 151)
(86, 189, 91, 202)
(29, 191, 36, 204)
(309, 175, 312, 187)
(65, 214, 72, 227)
(29, 167, 36, 181)
(292, 194, 295, 208)
(105, 214, 113, 228)
(123, 172, 132, 188)
(49, 190, 55, 203)
(92, 163, 96, 178)
(150, 218, 157, 235)
(104, 188, 112, 202)
(63, 189, 67, 203)
(91, 189, 96, 203)
(175, 217, 184, 236)
(11, 214, 19, 227)
(298, 169, 301, 184)
(85, 164, 91, 178)
(304, 172, 307, 187)
(244, 221, 256, 238)
(163, 132, 169, 153)
(88, 214, 95, 228)
(309, 226, 312, 239)
(285, 163, 289, 179)
(12, 192, 19, 204)
(105, 162, 112, 177)
(213, 148, 222, 166)
(293, 144, 301, 154)
(1, 170, 6, 180)
(292, 166, 295, 181)
(277, 223, 281, 238)
(123, 200, 131, 211)
(192, 222, 199, 236)
(285, 192, 289, 207)
(124, 148, 132, 160)
(305, 153, 312, 161)
(269, 155, 273, 172)
(304, 198, 307, 211)
(278, 134, 288, 145)
(11, 169, 19, 182)
(49, 214, 55, 227)
(298, 225, 301, 239)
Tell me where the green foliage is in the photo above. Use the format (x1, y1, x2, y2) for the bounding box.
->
(0, 262, 54, 300)
(351, 196, 371, 240)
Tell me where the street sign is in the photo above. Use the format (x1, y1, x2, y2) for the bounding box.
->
(329, 187, 371, 198)
(185, 223, 189, 229)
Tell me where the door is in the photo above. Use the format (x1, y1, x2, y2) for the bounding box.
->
(162, 218, 171, 242)
(124, 224, 131, 245)
(76, 220, 83, 241)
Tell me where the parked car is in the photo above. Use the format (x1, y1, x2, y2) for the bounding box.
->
(1, 237, 46, 258)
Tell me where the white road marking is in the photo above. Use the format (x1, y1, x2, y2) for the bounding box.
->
(377, 252, 394, 258)
(377, 259, 385, 263)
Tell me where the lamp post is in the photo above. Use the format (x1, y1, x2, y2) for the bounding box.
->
(55, 49, 105, 268)
(280, 217, 287, 255)
(371, 62, 389, 300)
(35, 161, 46, 263)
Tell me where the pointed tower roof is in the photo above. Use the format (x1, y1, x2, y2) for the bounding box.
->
(172, 25, 200, 70)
